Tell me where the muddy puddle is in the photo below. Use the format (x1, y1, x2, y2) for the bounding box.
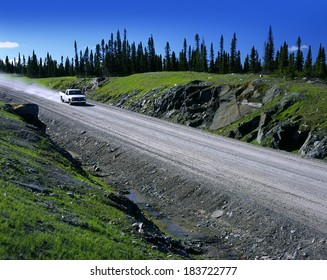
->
(126, 189, 189, 238)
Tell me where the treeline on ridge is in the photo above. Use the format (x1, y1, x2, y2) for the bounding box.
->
(1, 26, 326, 79)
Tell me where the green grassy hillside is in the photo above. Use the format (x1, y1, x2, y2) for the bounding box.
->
(0, 102, 171, 259)
(33, 72, 254, 101)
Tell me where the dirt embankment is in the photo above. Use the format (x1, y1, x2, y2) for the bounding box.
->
(39, 107, 327, 260)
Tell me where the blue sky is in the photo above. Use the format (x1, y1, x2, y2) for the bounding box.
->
(1, 0, 326, 64)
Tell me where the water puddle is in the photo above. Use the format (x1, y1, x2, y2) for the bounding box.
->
(126, 189, 188, 238)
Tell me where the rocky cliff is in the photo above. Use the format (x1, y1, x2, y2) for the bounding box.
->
(101, 78, 325, 159)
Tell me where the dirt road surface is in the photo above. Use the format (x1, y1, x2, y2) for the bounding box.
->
(1, 76, 327, 259)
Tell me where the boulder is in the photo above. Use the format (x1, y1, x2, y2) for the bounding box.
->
(300, 133, 327, 159)
(4, 103, 46, 132)
(8, 103, 39, 122)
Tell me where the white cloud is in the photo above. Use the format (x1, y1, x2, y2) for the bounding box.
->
(288, 44, 309, 53)
(0, 41, 20, 49)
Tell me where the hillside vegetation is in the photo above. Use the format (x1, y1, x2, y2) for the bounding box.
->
(31, 72, 327, 159)
(0, 101, 184, 259)
(34, 71, 253, 99)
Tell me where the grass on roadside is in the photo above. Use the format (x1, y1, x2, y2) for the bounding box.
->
(0, 102, 168, 259)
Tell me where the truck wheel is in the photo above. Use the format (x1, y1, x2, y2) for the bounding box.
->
(68, 99, 72, 105)
(61, 96, 64, 102)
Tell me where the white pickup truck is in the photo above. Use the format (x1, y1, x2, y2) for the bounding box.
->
(59, 89, 86, 105)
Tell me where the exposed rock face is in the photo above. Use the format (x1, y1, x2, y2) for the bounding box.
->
(231, 93, 310, 152)
(210, 80, 274, 130)
(108, 79, 325, 159)
(150, 81, 221, 128)
(116, 79, 282, 130)
(300, 133, 327, 159)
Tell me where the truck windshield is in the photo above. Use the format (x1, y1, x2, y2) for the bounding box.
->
(69, 90, 82, 95)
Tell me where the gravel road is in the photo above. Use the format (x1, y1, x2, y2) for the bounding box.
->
(1, 76, 327, 259)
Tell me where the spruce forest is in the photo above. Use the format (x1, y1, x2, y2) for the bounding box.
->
(1, 27, 326, 80)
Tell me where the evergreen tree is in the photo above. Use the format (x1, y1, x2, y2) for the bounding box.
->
(71, 58, 75, 76)
(188, 45, 192, 68)
(74, 41, 79, 76)
(243, 55, 250, 73)
(304, 45, 313, 77)
(275, 50, 280, 71)
(164, 41, 171, 71)
(64, 56, 72, 76)
(217, 35, 228, 73)
(171, 51, 179, 71)
(235, 50, 242, 73)
(26, 56, 31, 77)
(143, 46, 149, 72)
(156, 54, 163, 71)
(22, 55, 27, 76)
(44, 53, 50, 77)
(101, 39, 106, 63)
(136, 42, 144, 73)
(89, 50, 95, 76)
(94, 44, 102, 76)
(106, 33, 115, 76)
(16, 53, 22, 75)
(209, 43, 215, 73)
(263, 26, 275, 72)
(130, 42, 137, 74)
(217, 35, 224, 73)
(200, 39, 208, 72)
(58, 56, 65, 76)
(314, 44, 327, 79)
(180, 38, 188, 71)
(229, 33, 237, 72)
(0, 59, 4, 72)
(147, 35, 156, 72)
(27, 50, 39, 78)
(192, 34, 201, 71)
(278, 42, 289, 74)
(288, 52, 295, 78)
(115, 30, 123, 75)
(102, 43, 109, 76)
(83, 47, 90, 76)
(295, 36, 304, 73)
(249, 46, 258, 73)
(5, 56, 14, 73)
(79, 50, 85, 76)
(122, 29, 129, 76)
(195, 34, 200, 51)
